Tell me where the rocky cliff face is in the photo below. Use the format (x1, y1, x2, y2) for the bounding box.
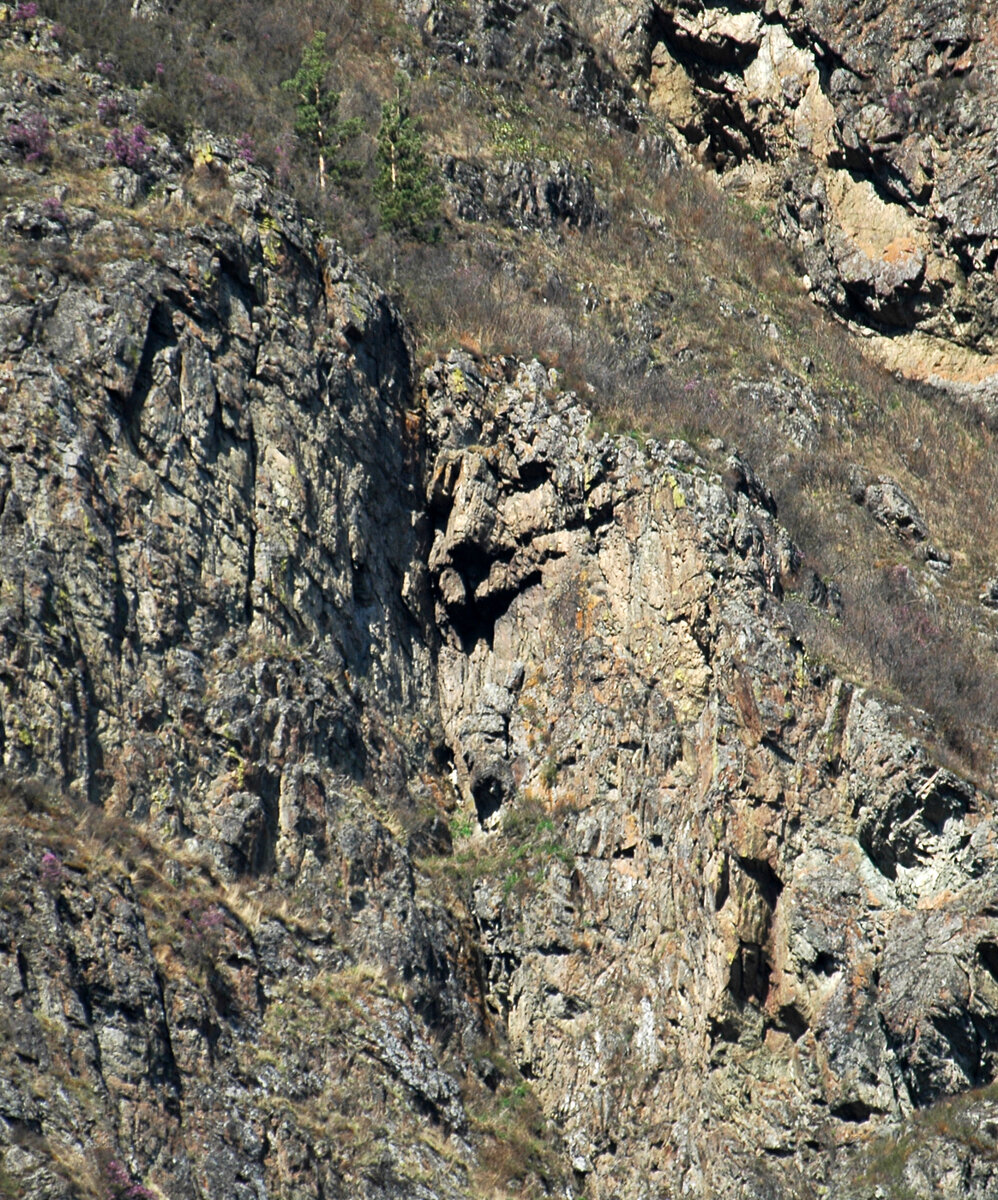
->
(1, 109, 488, 1197)
(3, 10, 998, 1200)
(422, 353, 998, 1197)
(557, 0, 998, 400)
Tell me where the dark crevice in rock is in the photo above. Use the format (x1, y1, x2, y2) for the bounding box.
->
(53, 605, 103, 805)
(736, 856, 784, 911)
(8, 1117, 45, 1144)
(687, 604, 719, 665)
(255, 777, 279, 876)
(206, 966, 239, 1020)
(830, 1099, 875, 1123)
(537, 943, 572, 957)
(730, 942, 771, 1005)
(244, 417, 258, 625)
(448, 564, 544, 653)
(61, 941, 98, 1075)
(448, 539, 508, 587)
(813, 951, 838, 978)
(775, 1004, 809, 1041)
(515, 458, 552, 489)
(859, 771, 971, 880)
(215, 250, 259, 318)
(917, 1007, 998, 1096)
(708, 1014, 742, 1045)
(14, 947, 29, 999)
(584, 493, 615, 532)
(760, 734, 794, 764)
(977, 941, 998, 986)
(472, 761, 513, 826)
(120, 300, 178, 445)
(714, 855, 730, 911)
(352, 561, 375, 606)
(645, 10, 770, 169)
(431, 740, 455, 773)
(150, 992, 185, 1117)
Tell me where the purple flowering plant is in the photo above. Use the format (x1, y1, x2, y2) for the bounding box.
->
(39, 850, 65, 890)
(886, 90, 912, 121)
(105, 124, 150, 169)
(181, 900, 227, 972)
(104, 1158, 155, 1200)
(7, 111, 50, 161)
(41, 195, 67, 224)
(97, 96, 122, 126)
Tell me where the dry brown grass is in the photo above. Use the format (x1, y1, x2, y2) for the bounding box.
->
(20, 0, 998, 777)
(375, 83, 998, 779)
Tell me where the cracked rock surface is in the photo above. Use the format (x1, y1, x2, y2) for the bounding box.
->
(2, 17, 998, 1200)
(419, 352, 998, 1198)
(586, 0, 998, 395)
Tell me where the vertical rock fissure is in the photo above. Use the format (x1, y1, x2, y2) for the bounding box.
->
(244, 415, 258, 626)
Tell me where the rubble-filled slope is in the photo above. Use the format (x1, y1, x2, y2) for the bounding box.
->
(3, 15, 998, 1200)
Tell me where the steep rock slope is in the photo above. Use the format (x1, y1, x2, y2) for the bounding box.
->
(1, 79, 491, 1197)
(422, 353, 998, 1197)
(1, 147, 433, 871)
(3, 12, 998, 1200)
(579, 0, 998, 397)
(5, 206, 998, 1197)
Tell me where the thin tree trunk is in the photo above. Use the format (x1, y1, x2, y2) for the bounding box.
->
(315, 82, 326, 192)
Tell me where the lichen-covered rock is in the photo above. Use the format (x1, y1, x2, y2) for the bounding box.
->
(442, 155, 607, 231)
(3, 17, 998, 1200)
(847, 468, 951, 568)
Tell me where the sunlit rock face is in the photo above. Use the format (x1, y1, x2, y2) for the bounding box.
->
(588, 0, 998, 400)
(4, 11, 998, 1200)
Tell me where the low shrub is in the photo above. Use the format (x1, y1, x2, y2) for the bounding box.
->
(7, 111, 50, 161)
(105, 123, 149, 168)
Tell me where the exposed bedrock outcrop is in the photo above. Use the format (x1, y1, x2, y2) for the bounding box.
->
(441, 155, 608, 232)
(585, 0, 998, 393)
(1, 144, 486, 1199)
(0, 149, 438, 876)
(2, 127, 998, 1200)
(422, 351, 998, 1197)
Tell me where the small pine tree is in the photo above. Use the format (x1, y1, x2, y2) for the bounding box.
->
(280, 31, 361, 192)
(373, 75, 443, 240)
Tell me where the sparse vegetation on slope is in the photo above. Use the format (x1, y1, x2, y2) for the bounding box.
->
(4, 4, 998, 1198)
